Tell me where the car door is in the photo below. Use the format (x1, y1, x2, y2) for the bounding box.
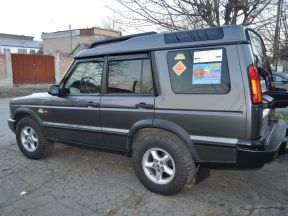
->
(273, 74, 288, 90)
(100, 54, 155, 150)
(45, 58, 104, 146)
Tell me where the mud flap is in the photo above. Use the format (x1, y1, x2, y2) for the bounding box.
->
(194, 166, 210, 184)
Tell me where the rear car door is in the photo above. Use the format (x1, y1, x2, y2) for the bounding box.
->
(154, 46, 245, 164)
(45, 58, 104, 146)
(100, 54, 155, 151)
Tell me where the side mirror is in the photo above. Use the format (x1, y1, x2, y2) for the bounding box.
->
(48, 84, 60, 96)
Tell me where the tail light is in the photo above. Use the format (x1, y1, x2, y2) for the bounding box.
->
(248, 65, 262, 104)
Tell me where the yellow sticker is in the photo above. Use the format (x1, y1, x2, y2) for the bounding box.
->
(38, 108, 44, 114)
(172, 61, 186, 76)
(38, 108, 47, 114)
(175, 53, 185, 60)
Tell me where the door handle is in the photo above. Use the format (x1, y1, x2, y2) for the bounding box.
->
(87, 102, 99, 108)
(135, 102, 154, 109)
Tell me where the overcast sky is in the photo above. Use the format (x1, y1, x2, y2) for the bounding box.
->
(0, 0, 131, 40)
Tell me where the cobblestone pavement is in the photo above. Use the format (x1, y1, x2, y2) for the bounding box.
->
(0, 98, 288, 216)
(0, 85, 49, 98)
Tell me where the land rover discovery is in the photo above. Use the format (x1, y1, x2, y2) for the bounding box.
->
(8, 25, 288, 195)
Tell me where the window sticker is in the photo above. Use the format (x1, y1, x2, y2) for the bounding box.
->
(175, 53, 186, 60)
(193, 49, 222, 63)
(192, 63, 222, 84)
(172, 61, 187, 76)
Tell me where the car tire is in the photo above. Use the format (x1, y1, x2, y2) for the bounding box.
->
(132, 130, 195, 195)
(16, 117, 54, 159)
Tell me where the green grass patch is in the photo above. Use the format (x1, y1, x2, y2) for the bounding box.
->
(276, 111, 288, 123)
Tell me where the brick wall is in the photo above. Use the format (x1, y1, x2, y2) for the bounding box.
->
(0, 54, 6, 79)
(59, 57, 73, 79)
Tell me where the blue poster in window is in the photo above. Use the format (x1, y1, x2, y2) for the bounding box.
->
(192, 63, 222, 84)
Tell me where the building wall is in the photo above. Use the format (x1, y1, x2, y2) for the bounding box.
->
(0, 46, 39, 54)
(0, 50, 13, 87)
(43, 34, 108, 55)
(42, 28, 121, 56)
(93, 28, 121, 37)
(59, 57, 73, 79)
(0, 54, 6, 79)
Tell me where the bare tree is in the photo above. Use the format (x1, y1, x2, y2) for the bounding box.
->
(101, 16, 122, 32)
(278, 1, 288, 60)
(110, 0, 287, 63)
(253, 1, 288, 63)
(112, 0, 273, 31)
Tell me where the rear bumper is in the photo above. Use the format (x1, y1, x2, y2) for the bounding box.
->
(8, 118, 16, 133)
(236, 120, 287, 169)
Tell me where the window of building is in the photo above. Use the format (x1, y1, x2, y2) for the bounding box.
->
(3, 48, 10, 53)
(30, 49, 36, 54)
(167, 48, 230, 94)
(107, 58, 154, 94)
(18, 49, 27, 54)
(64, 61, 103, 94)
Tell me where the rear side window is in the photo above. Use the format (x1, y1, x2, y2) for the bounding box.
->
(108, 59, 154, 94)
(248, 30, 270, 73)
(167, 48, 230, 94)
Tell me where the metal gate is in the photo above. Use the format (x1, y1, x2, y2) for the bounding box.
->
(12, 54, 55, 85)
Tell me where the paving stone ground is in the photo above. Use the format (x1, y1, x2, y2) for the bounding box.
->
(0, 97, 288, 216)
(0, 85, 49, 98)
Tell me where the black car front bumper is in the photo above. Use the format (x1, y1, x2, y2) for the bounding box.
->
(236, 120, 288, 169)
(8, 118, 16, 133)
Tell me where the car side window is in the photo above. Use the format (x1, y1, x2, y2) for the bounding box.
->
(107, 59, 154, 94)
(167, 48, 230, 94)
(274, 75, 286, 82)
(64, 61, 103, 94)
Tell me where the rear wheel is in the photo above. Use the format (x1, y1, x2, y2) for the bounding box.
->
(132, 130, 195, 195)
(16, 117, 54, 159)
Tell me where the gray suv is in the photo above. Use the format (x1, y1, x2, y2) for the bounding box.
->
(8, 25, 288, 195)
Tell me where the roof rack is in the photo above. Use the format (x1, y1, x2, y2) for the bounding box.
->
(87, 31, 157, 49)
(164, 27, 224, 44)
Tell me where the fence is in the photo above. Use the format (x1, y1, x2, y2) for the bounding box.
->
(0, 50, 73, 87)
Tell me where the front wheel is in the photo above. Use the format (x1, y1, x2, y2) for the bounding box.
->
(16, 117, 54, 159)
(132, 130, 195, 195)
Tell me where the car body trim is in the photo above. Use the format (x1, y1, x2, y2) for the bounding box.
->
(190, 135, 238, 145)
(102, 127, 129, 134)
(42, 121, 129, 134)
(101, 107, 154, 113)
(43, 121, 102, 132)
(42, 121, 239, 144)
(13, 105, 97, 110)
(155, 109, 243, 116)
(13, 105, 155, 113)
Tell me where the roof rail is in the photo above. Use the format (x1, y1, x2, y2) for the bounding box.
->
(87, 31, 157, 49)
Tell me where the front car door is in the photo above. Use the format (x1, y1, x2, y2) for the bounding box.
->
(100, 54, 155, 151)
(44, 58, 104, 146)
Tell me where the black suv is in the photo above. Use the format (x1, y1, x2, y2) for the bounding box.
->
(8, 25, 288, 195)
